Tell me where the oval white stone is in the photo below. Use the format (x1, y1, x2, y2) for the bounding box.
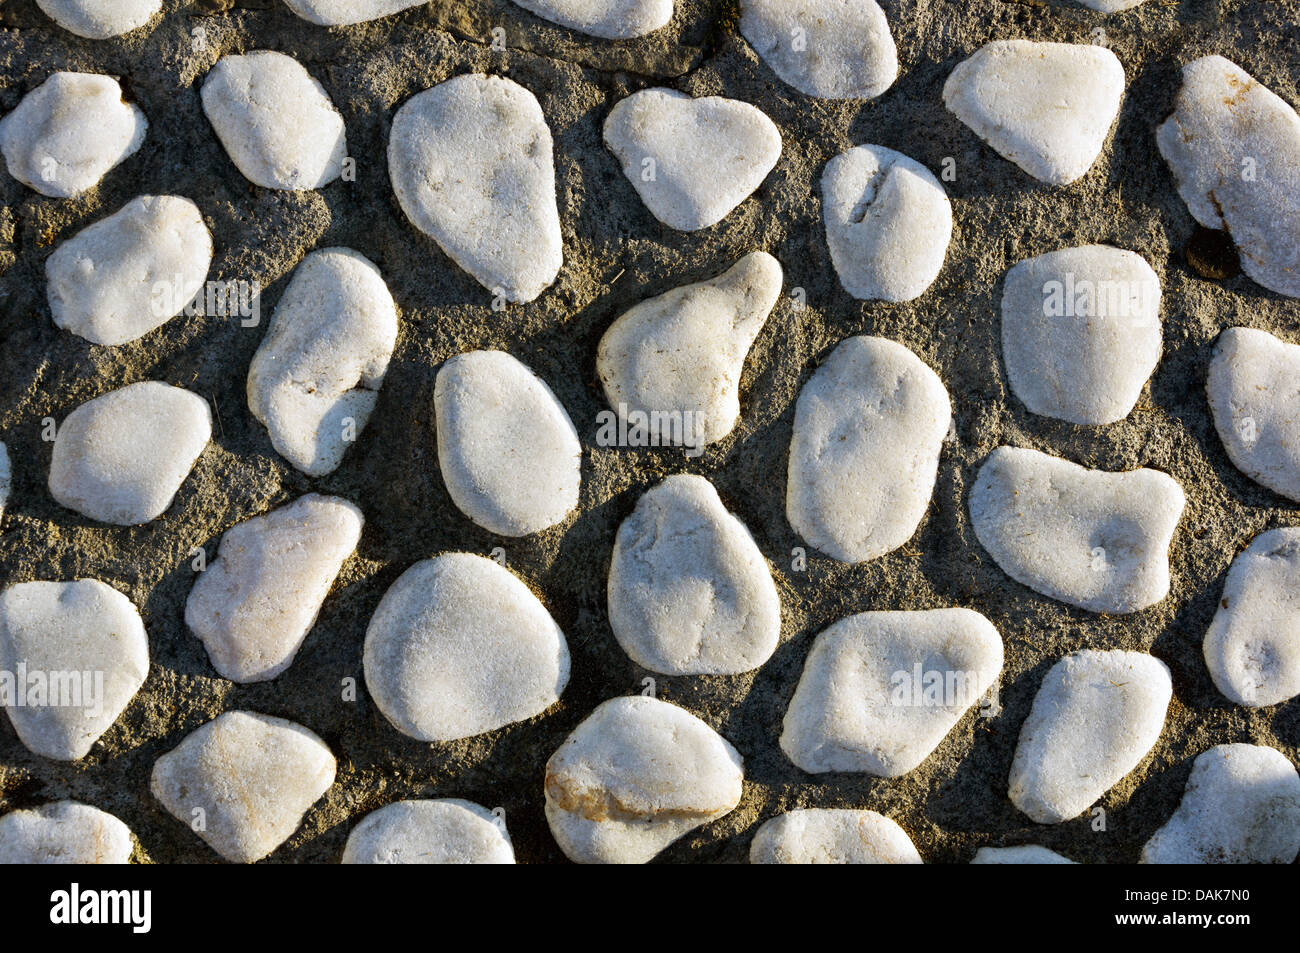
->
(0, 801, 133, 864)
(1001, 245, 1162, 425)
(0, 73, 146, 199)
(1207, 327, 1300, 501)
(780, 609, 1003, 776)
(749, 809, 922, 864)
(342, 799, 515, 864)
(150, 710, 336, 864)
(544, 695, 743, 864)
(786, 336, 951, 563)
(1202, 528, 1300, 708)
(604, 88, 782, 232)
(510, 0, 672, 38)
(282, 0, 427, 24)
(49, 381, 212, 525)
(202, 51, 347, 191)
(35, 0, 159, 38)
(969, 447, 1184, 614)
(46, 195, 212, 346)
(389, 75, 562, 303)
(597, 251, 782, 449)
(363, 554, 570, 742)
(247, 248, 398, 477)
(971, 845, 1075, 864)
(185, 495, 363, 684)
(435, 350, 581, 537)
(740, 0, 897, 100)
(608, 474, 780, 675)
(822, 144, 952, 302)
(1141, 744, 1300, 864)
(0, 579, 149, 761)
(1009, 649, 1171, 824)
(943, 40, 1125, 185)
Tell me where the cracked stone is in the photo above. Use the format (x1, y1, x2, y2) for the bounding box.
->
(750, 809, 923, 864)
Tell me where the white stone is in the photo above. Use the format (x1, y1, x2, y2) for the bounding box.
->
(510, 0, 672, 38)
(0, 802, 132, 864)
(786, 336, 951, 563)
(1001, 245, 1162, 425)
(364, 554, 570, 742)
(0, 73, 146, 199)
(1074, 0, 1148, 9)
(969, 447, 1184, 614)
(0, 442, 9, 520)
(1207, 328, 1300, 501)
(822, 144, 952, 302)
(46, 195, 212, 346)
(342, 799, 515, 864)
(185, 495, 363, 684)
(1202, 528, 1300, 708)
(247, 248, 398, 476)
(544, 696, 742, 864)
(780, 609, 1002, 776)
(943, 40, 1125, 185)
(282, 0, 427, 25)
(35, 0, 159, 38)
(1009, 649, 1171, 824)
(749, 809, 922, 864)
(1141, 744, 1300, 864)
(0, 580, 148, 761)
(608, 475, 780, 675)
(389, 75, 561, 303)
(596, 251, 782, 449)
(1158, 56, 1300, 298)
(49, 382, 211, 525)
(150, 710, 335, 864)
(971, 845, 1075, 864)
(435, 351, 581, 536)
(201, 51, 346, 191)
(740, 0, 896, 100)
(604, 88, 782, 231)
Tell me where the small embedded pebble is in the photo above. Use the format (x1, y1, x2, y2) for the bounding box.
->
(45, 195, 212, 346)
(780, 609, 1002, 776)
(1009, 650, 1171, 824)
(822, 144, 952, 302)
(0, 72, 146, 198)
(1157, 56, 1300, 298)
(604, 88, 782, 231)
(607, 475, 780, 675)
(282, 0, 426, 25)
(1207, 327, 1300, 502)
(544, 696, 743, 864)
(247, 248, 398, 476)
(150, 711, 335, 864)
(596, 251, 782, 449)
(389, 75, 562, 303)
(202, 51, 347, 191)
(969, 447, 1184, 614)
(1141, 744, 1300, 864)
(971, 845, 1076, 864)
(0, 579, 149, 761)
(341, 799, 515, 864)
(435, 351, 581, 537)
(750, 810, 922, 864)
(510, 0, 672, 38)
(36, 0, 158, 38)
(786, 336, 951, 563)
(48, 381, 211, 525)
(0, 801, 133, 864)
(1202, 528, 1300, 708)
(1000, 245, 1162, 425)
(185, 494, 363, 683)
(943, 40, 1125, 185)
(364, 554, 570, 742)
(739, 0, 897, 100)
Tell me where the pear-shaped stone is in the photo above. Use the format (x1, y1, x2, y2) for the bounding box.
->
(0, 802, 133, 864)
(342, 799, 515, 864)
(597, 251, 782, 449)
(282, 0, 427, 24)
(604, 89, 782, 231)
(750, 809, 922, 864)
(36, 0, 159, 38)
(389, 75, 562, 303)
(510, 0, 672, 38)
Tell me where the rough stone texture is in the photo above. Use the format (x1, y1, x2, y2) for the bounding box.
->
(341, 798, 515, 864)
(0, 800, 133, 863)
(749, 808, 922, 863)
(2, 0, 1299, 865)
(35, 0, 159, 39)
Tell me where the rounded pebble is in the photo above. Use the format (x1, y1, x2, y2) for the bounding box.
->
(970, 845, 1075, 864)
(0, 801, 133, 864)
(510, 0, 672, 38)
(35, 0, 158, 38)
(282, 0, 427, 24)
(750, 809, 922, 864)
(342, 799, 515, 864)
